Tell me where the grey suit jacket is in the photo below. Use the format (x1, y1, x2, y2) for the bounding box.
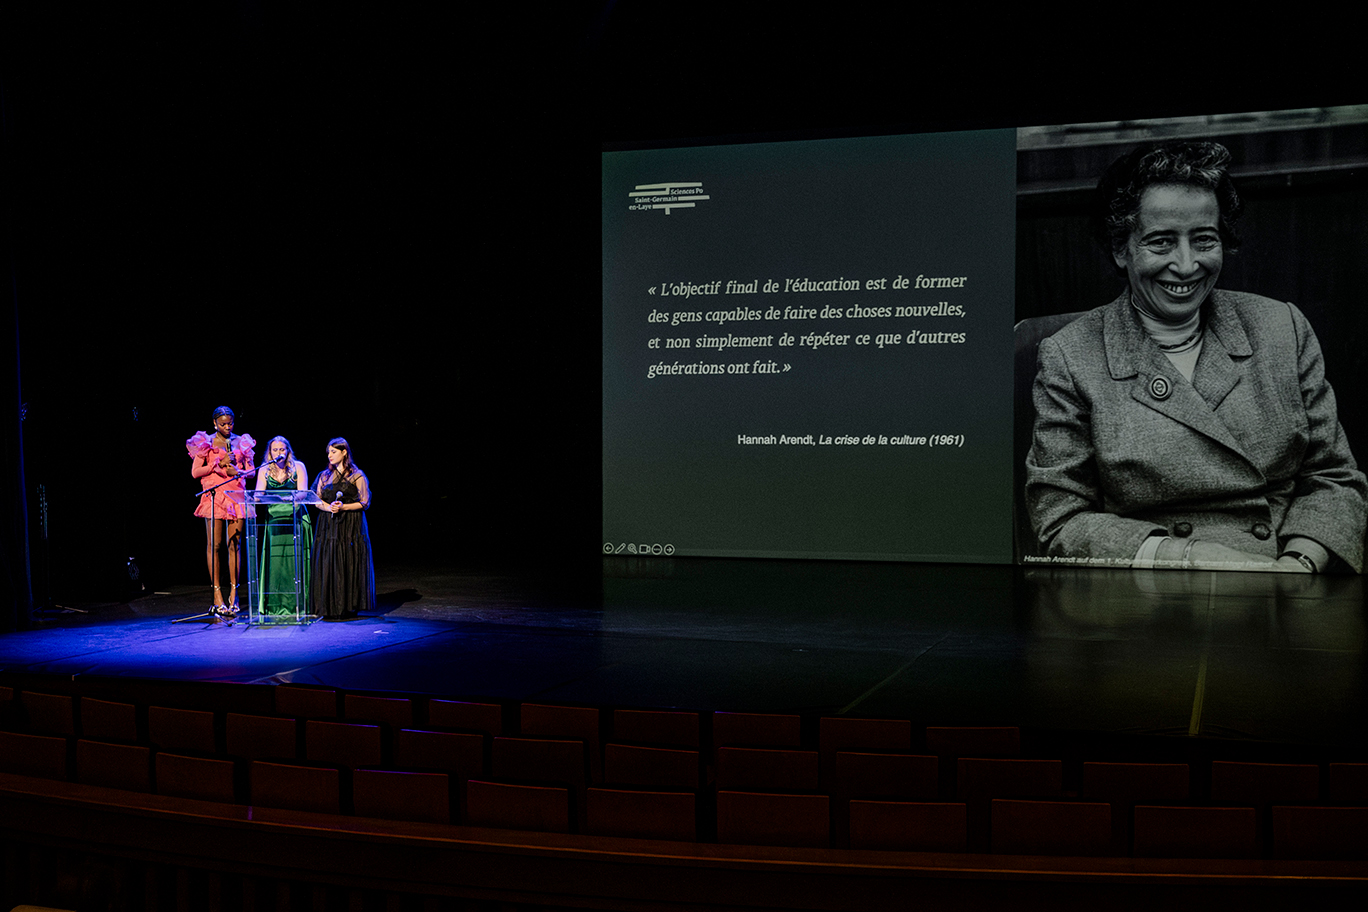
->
(1026, 290, 1366, 572)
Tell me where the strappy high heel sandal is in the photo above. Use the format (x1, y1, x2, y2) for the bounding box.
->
(211, 585, 232, 619)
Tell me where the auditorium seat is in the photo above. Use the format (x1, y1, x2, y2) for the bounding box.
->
(1081, 761, 1190, 803)
(1081, 761, 1189, 855)
(715, 746, 818, 792)
(148, 705, 217, 755)
(585, 787, 697, 841)
(818, 716, 913, 790)
(957, 757, 1062, 851)
(991, 799, 1111, 856)
(1327, 763, 1368, 803)
(20, 691, 76, 736)
(957, 757, 1062, 801)
(1271, 805, 1368, 859)
(1132, 805, 1258, 858)
(427, 699, 503, 736)
(394, 728, 485, 777)
(491, 736, 587, 790)
(830, 751, 939, 847)
(76, 739, 152, 792)
(466, 779, 570, 833)
(1210, 760, 1319, 856)
(603, 742, 700, 790)
(0, 730, 70, 780)
(520, 703, 602, 781)
(155, 752, 238, 803)
(832, 751, 939, 800)
(926, 725, 1021, 799)
(712, 711, 801, 751)
(847, 800, 967, 852)
(393, 729, 485, 820)
(352, 768, 450, 824)
(226, 713, 299, 761)
(925, 726, 1021, 758)
(249, 760, 341, 815)
(344, 693, 415, 730)
(304, 720, 383, 769)
(274, 685, 338, 719)
(716, 791, 829, 848)
(79, 698, 138, 743)
(612, 708, 700, 749)
(1210, 761, 1319, 804)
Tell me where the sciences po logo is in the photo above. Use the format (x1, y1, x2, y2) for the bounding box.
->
(627, 182, 710, 215)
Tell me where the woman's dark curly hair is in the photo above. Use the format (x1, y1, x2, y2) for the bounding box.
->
(1095, 141, 1243, 265)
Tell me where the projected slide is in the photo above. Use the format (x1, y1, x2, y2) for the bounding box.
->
(606, 106, 1368, 573)
(603, 130, 1018, 562)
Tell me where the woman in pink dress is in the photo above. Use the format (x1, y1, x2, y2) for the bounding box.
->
(187, 406, 255, 615)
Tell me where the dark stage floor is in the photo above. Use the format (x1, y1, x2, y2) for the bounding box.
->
(3, 559, 1366, 749)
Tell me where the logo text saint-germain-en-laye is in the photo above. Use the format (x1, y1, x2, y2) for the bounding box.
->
(628, 182, 710, 214)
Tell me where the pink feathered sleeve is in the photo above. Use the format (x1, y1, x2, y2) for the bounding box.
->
(186, 430, 212, 458)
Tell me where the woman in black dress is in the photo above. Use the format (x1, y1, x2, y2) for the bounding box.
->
(311, 437, 375, 619)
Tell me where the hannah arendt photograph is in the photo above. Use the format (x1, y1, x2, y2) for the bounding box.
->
(1024, 140, 1367, 573)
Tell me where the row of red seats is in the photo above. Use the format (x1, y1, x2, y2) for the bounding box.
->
(3, 682, 1367, 858)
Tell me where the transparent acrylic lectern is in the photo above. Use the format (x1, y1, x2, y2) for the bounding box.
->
(244, 488, 324, 625)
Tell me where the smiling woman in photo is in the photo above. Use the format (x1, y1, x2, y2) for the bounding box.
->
(1026, 142, 1367, 572)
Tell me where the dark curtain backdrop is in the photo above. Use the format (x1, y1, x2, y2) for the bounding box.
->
(2, 5, 600, 613)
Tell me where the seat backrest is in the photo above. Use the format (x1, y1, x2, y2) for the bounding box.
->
(848, 800, 966, 852)
(991, 799, 1111, 856)
(491, 736, 587, 788)
(1210, 761, 1319, 805)
(21, 692, 75, 736)
(1272, 805, 1368, 860)
(612, 709, 700, 749)
(226, 713, 298, 761)
(249, 760, 341, 815)
(305, 720, 383, 769)
(586, 787, 696, 841)
(77, 740, 152, 793)
(712, 712, 801, 751)
(428, 699, 502, 736)
(394, 728, 485, 778)
(344, 694, 414, 730)
(716, 747, 818, 792)
(156, 753, 237, 803)
(1133, 805, 1257, 858)
(80, 698, 138, 743)
(0, 730, 69, 781)
(465, 779, 570, 833)
(353, 768, 450, 824)
(274, 686, 338, 719)
(715, 791, 829, 848)
(603, 743, 700, 790)
(148, 705, 217, 754)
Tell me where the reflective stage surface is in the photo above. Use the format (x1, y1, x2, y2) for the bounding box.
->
(2, 558, 1364, 748)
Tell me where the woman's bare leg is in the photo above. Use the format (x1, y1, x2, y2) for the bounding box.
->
(205, 519, 225, 606)
(226, 519, 245, 610)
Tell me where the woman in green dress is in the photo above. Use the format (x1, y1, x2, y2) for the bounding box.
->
(253, 436, 313, 618)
